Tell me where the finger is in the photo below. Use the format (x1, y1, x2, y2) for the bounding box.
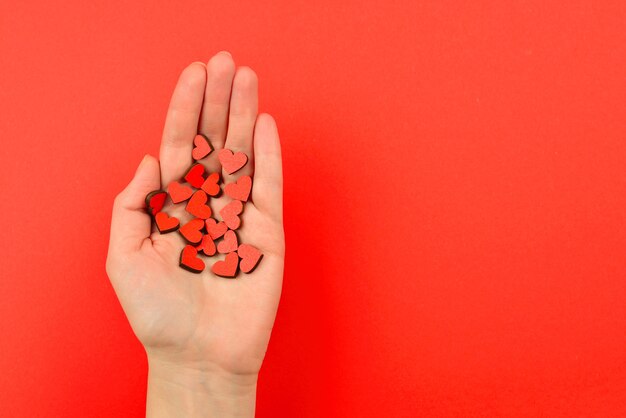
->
(159, 62, 206, 186)
(109, 155, 161, 255)
(223, 66, 258, 181)
(198, 51, 236, 172)
(251, 113, 282, 222)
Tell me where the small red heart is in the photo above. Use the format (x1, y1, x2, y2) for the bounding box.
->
(186, 190, 212, 219)
(145, 190, 167, 216)
(211, 252, 239, 278)
(217, 230, 239, 254)
(218, 149, 248, 174)
(179, 218, 205, 244)
(196, 234, 216, 256)
(205, 218, 228, 240)
(201, 172, 221, 196)
(237, 244, 263, 273)
(168, 181, 193, 203)
(219, 200, 243, 230)
(179, 245, 205, 273)
(184, 163, 206, 189)
(192, 134, 213, 161)
(154, 212, 179, 233)
(224, 175, 252, 202)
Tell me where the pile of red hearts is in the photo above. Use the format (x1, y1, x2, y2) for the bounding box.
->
(144, 134, 262, 278)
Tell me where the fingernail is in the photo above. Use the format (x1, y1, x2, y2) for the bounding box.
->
(218, 50, 232, 57)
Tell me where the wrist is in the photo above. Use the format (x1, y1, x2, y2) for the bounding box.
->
(146, 355, 258, 418)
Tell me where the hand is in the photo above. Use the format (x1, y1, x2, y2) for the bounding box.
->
(106, 52, 284, 417)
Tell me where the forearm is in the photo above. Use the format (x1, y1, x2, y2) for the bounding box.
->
(146, 357, 258, 418)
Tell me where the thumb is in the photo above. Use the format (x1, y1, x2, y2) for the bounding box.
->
(108, 154, 161, 255)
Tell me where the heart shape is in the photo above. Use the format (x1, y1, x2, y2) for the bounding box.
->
(201, 172, 221, 196)
(237, 244, 263, 273)
(154, 212, 179, 233)
(218, 149, 248, 174)
(205, 218, 228, 240)
(220, 200, 243, 230)
(179, 245, 205, 273)
(224, 175, 252, 202)
(196, 234, 216, 256)
(217, 230, 239, 254)
(145, 190, 167, 216)
(186, 190, 212, 219)
(211, 252, 239, 278)
(192, 134, 213, 160)
(168, 181, 193, 203)
(179, 218, 205, 244)
(184, 163, 206, 189)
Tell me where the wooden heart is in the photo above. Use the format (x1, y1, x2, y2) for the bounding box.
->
(237, 244, 263, 273)
(145, 190, 167, 216)
(201, 172, 221, 196)
(154, 212, 179, 234)
(186, 190, 212, 219)
(179, 218, 205, 244)
(218, 149, 248, 174)
(224, 175, 252, 202)
(196, 234, 216, 256)
(168, 181, 193, 203)
(184, 163, 206, 189)
(217, 230, 239, 254)
(179, 245, 205, 273)
(219, 200, 243, 230)
(211, 252, 239, 278)
(205, 218, 228, 240)
(192, 134, 213, 161)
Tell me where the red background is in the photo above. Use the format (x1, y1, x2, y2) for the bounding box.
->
(1, 1, 625, 416)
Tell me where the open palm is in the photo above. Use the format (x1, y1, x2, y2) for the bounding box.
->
(106, 52, 284, 380)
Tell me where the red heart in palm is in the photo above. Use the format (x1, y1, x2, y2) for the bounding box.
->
(154, 212, 179, 233)
(201, 172, 221, 196)
(186, 190, 212, 219)
(184, 163, 206, 188)
(191, 134, 213, 160)
(224, 175, 252, 202)
(211, 252, 239, 278)
(179, 245, 205, 273)
(237, 244, 263, 273)
(218, 149, 248, 174)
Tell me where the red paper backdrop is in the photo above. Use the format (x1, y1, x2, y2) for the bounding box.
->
(1, 1, 625, 416)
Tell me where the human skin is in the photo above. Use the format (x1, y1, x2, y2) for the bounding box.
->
(106, 51, 284, 417)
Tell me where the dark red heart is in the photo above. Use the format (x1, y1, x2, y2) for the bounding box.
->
(218, 149, 248, 174)
(237, 244, 263, 273)
(184, 163, 206, 188)
(224, 175, 252, 202)
(186, 190, 212, 219)
(205, 218, 228, 240)
(192, 134, 213, 161)
(179, 245, 205, 273)
(196, 234, 216, 256)
(217, 230, 239, 254)
(145, 190, 167, 216)
(220, 200, 243, 230)
(211, 252, 239, 278)
(179, 218, 204, 244)
(201, 172, 221, 196)
(154, 212, 179, 234)
(168, 181, 194, 203)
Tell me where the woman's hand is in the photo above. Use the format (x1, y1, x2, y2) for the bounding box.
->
(106, 52, 284, 417)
